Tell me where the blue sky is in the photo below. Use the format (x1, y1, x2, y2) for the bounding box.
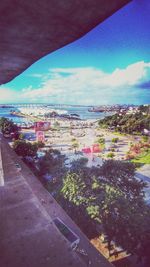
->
(0, 0, 150, 105)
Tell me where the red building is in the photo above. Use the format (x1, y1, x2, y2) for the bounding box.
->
(34, 121, 50, 132)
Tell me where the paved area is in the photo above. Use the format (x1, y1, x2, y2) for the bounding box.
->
(0, 135, 112, 267)
(0, 136, 4, 186)
(135, 164, 150, 204)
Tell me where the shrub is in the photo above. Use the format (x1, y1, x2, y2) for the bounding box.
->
(112, 137, 119, 143)
(97, 137, 105, 144)
(142, 136, 149, 142)
(13, 140, 38, 158)
(107, 152, 115, 158)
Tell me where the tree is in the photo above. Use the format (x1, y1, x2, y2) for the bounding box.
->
(0, 117, 7, 128)
(107, 152, 115, 158)
(97, 137, 105, 144)
(142, 135, 149, 142)
(99, 160, 146, 200)
(60, 159, 149, 261)
(0, 117, 19, 135)
(72, 140, 79, 153)
(38, 151, 54, 175)
(61, 172, 88, 206)
(111, 137, 119, 143)
(111, 198, 150, 263)
(37, 141, 45, 148)
(139, 104, 150, 115)
(38, 149, 66, 177)
(13, 140, 38, 158)
(70, 157, 88, 171)
(98, 110, 150, 134)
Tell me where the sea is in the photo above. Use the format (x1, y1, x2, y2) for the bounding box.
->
(0, 105, 113, 124)
(0, 107, 29, 124)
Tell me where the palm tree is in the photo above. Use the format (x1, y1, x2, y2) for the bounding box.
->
(72, 141, 79, 153)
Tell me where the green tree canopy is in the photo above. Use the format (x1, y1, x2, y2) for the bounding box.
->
(13, 140, 38, 158)
(60, 159, 149, 261)
(99, 109, 150, 134)
(100, 160, 146, 200)
(0, 117, 19, 135)
(38, 149, 66, 177)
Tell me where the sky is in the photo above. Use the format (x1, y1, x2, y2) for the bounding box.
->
(0, 0, 150, 105)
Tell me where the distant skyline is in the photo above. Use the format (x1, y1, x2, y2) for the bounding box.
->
(0, 0, 150, 105)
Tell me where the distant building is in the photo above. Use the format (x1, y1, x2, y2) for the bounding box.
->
(143, 129, 150, 136)
(34, 121, 50, 132)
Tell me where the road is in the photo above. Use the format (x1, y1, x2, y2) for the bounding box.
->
(135, 164, 150, 204)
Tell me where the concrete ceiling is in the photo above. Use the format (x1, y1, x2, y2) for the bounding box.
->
(0, 0, 131, 85)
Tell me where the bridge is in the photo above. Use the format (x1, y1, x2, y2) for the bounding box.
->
(0, 104, 48, 108)
(0, 103, 76, 108)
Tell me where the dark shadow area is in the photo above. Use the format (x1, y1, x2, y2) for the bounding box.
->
(56, 196, 100, 240)
(112, 255, 132, 267)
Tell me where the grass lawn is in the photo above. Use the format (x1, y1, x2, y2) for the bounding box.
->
(131, 150, 150, 164)
(113, 132, 127, 137)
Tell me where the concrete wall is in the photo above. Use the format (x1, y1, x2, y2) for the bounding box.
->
(0, 138, 4, 186)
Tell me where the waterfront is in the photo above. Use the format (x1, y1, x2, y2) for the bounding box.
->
(0, 105, 114, 124)
(0, 107, 30, 124)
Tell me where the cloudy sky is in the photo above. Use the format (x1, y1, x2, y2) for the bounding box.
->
(0, 0, 150, 105)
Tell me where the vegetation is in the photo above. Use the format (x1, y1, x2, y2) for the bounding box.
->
(16, 135, 150, 263)
(131, 149, 150, 164)
(99, 105, 150, 134)
(38, 149, 66, 177)
(11, 118, 150, 263)
(142, 135, 149, 142)
(139, 104, 150, 114)
(126, 140, 150, 163)
(71, 138, 79, 153)
(37, 141, 45, 148)
(70, 157, 88, 171)
(106, 152, 115, 158)
(0, 117, 19, 136)
(71, 138, 76, 142)
(13, 140, 39, 158)
(96, 137, 105, 150)
(111, 137, 119, 143)
(59, 160, 150, 262)
(97, 137, 105, 144)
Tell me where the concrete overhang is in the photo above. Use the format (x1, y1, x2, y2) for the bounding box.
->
(0, 0, 131, 85)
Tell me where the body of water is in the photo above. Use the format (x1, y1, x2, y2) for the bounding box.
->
(0, 107, 30, 124)
(48, 105, 113, 120)
(0, 105, 113, 124)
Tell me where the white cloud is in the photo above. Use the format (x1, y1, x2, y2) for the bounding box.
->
(0, 87, 19, 103)
(27, 73, 44, 78)
(110, 61, 150, 86)
(1, 61, 150, 104)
